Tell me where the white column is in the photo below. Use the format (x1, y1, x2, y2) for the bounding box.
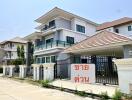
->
(3, 66, 6, 76)
(9, 67, 13, 77)
(19, 66, 22, 78)
(113, 58, 132, 94)
(43, 63, 55, 81)
(36, 67, 40, 80)
(44, 67, 48, 80)
(33, 67, 36, 80)
(19, 65, 27, 78)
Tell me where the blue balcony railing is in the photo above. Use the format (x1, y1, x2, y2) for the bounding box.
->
(35, 40, 72, 51)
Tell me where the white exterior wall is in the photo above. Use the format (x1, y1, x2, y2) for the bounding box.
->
(3, 42, 27, 60)
(102, 23, 132, 37)
(115, 23, 132, 37)
(55, 17, 71, 30)
(98, 27, 115, 32)
(60, 29, 87, 43)
(71, 18, 96, 36)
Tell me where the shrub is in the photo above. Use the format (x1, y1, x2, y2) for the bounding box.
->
(41, 80, 50, 88)
(75, 90, 87, 97)
(60, 86, 64, 91)
(100, 92, 109, 100)
(123, 93, 132, 99)
(112, 89, 122, 100)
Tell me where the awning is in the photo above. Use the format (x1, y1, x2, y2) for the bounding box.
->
(63, 30, 132, 55)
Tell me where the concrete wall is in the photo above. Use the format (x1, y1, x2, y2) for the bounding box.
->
(101, 23, 132, 37)
(123, 45, 132, 58)
(71, 18, 96, 36)
(3, 42, 27, 60)
(56, 17, 71, 30)
(115, 23, 132, 37)
(60, 29, 87, 43)
(114, 58, 132, 94)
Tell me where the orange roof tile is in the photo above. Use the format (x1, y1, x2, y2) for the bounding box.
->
(64, 30, 132, 53)
(96, 17, 132, 31)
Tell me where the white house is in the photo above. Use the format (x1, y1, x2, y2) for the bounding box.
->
(0, 37, 27, 64)
(25, 7, 98, 65)
(96, 17, 132, 37)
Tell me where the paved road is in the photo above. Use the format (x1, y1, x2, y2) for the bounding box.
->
(0, 77, 96, 100)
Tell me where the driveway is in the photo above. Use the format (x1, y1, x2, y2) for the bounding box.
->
(0, 77, 96, 100)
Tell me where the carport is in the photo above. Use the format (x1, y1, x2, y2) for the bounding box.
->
(63, 30, 132, 85)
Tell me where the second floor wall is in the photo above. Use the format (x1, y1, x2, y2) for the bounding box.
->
(2, 42, 27, 52)
(33, 29, 87, 51)
(37, 17, 97, 36)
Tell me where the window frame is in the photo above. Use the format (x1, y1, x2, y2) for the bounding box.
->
(128, 25, 132, 31)
(49, 20, 55, 28)
(51, 56, 56, 63)
(46, 56, 50, 63)
(76, 24, 85, 33)
(66, 36, 74, 44)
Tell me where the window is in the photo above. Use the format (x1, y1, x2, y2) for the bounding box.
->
(12, 44, 14, 47)
(66, 36, 74, 44)
(46, 38, 53, 44)
(115, 29, 119, 33)
(49, 20, 55, 28)
(46, 57, 50, 63)
(128, 25, 132, 31)
(76, 24, 85, 33)
(51, 56, 56, 63)
(42, 57, 45, 63)
(36, 58, 41, 64)
(73, 56, 80, 63)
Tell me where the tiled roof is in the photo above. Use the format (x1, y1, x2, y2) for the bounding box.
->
(0, 37, 27, 44)
(96, 17, 132, 31)
(64, 30, 132, 53)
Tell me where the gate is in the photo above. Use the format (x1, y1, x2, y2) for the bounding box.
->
(92, 56, 118, 85)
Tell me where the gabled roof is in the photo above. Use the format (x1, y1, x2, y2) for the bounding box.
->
(23, 32, 42, 41)
(35, 7, 98, 26)
(63, 30, 132, 53)
(96, 17, 132, 31)
(0, 37, 27, 44)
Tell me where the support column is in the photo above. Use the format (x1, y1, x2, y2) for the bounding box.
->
(113, 58, 132, 94)
(36, 67, 40, 80)
(3, 66, 6, 76)
(9, 65, 15, 77)
(33, 67, 36, 80)
(19, 65, 27, 78)
(32, 64, 40, 81)
(43, 63, 54, 81)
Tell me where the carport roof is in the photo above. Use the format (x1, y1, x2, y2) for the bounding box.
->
(63, 30, 132, 53)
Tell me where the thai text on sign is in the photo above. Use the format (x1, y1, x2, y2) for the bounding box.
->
(71, 64, 95, 84)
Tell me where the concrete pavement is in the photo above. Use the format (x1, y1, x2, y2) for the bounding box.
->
(50, 79, 118, 97)
(0, 77, 96, 100)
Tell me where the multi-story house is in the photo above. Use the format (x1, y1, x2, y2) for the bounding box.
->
(96, 17, 132, 37)
(25, 7, 98, 64)
(0, 37, 27, 64)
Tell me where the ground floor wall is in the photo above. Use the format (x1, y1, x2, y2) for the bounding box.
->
(57, 54, 122, 85)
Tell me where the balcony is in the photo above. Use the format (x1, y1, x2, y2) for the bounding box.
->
(34, 40, 72, 52)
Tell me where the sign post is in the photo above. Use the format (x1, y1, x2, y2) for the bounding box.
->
(71, 64, 95, 84)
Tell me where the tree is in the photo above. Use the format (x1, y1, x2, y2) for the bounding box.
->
(17, 45, 21, 58)
(20, 45, 25, 64)
(20, 45, 25, 59)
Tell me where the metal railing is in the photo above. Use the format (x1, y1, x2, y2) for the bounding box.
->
(35, 40, 72, 51)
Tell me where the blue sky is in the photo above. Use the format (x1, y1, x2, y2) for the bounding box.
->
(0, 0, 132, 41)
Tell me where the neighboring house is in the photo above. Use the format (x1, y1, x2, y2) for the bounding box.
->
(96, 17, 132, 37)
(24, 7, 98, 64)
(0, 37, 27, 64)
